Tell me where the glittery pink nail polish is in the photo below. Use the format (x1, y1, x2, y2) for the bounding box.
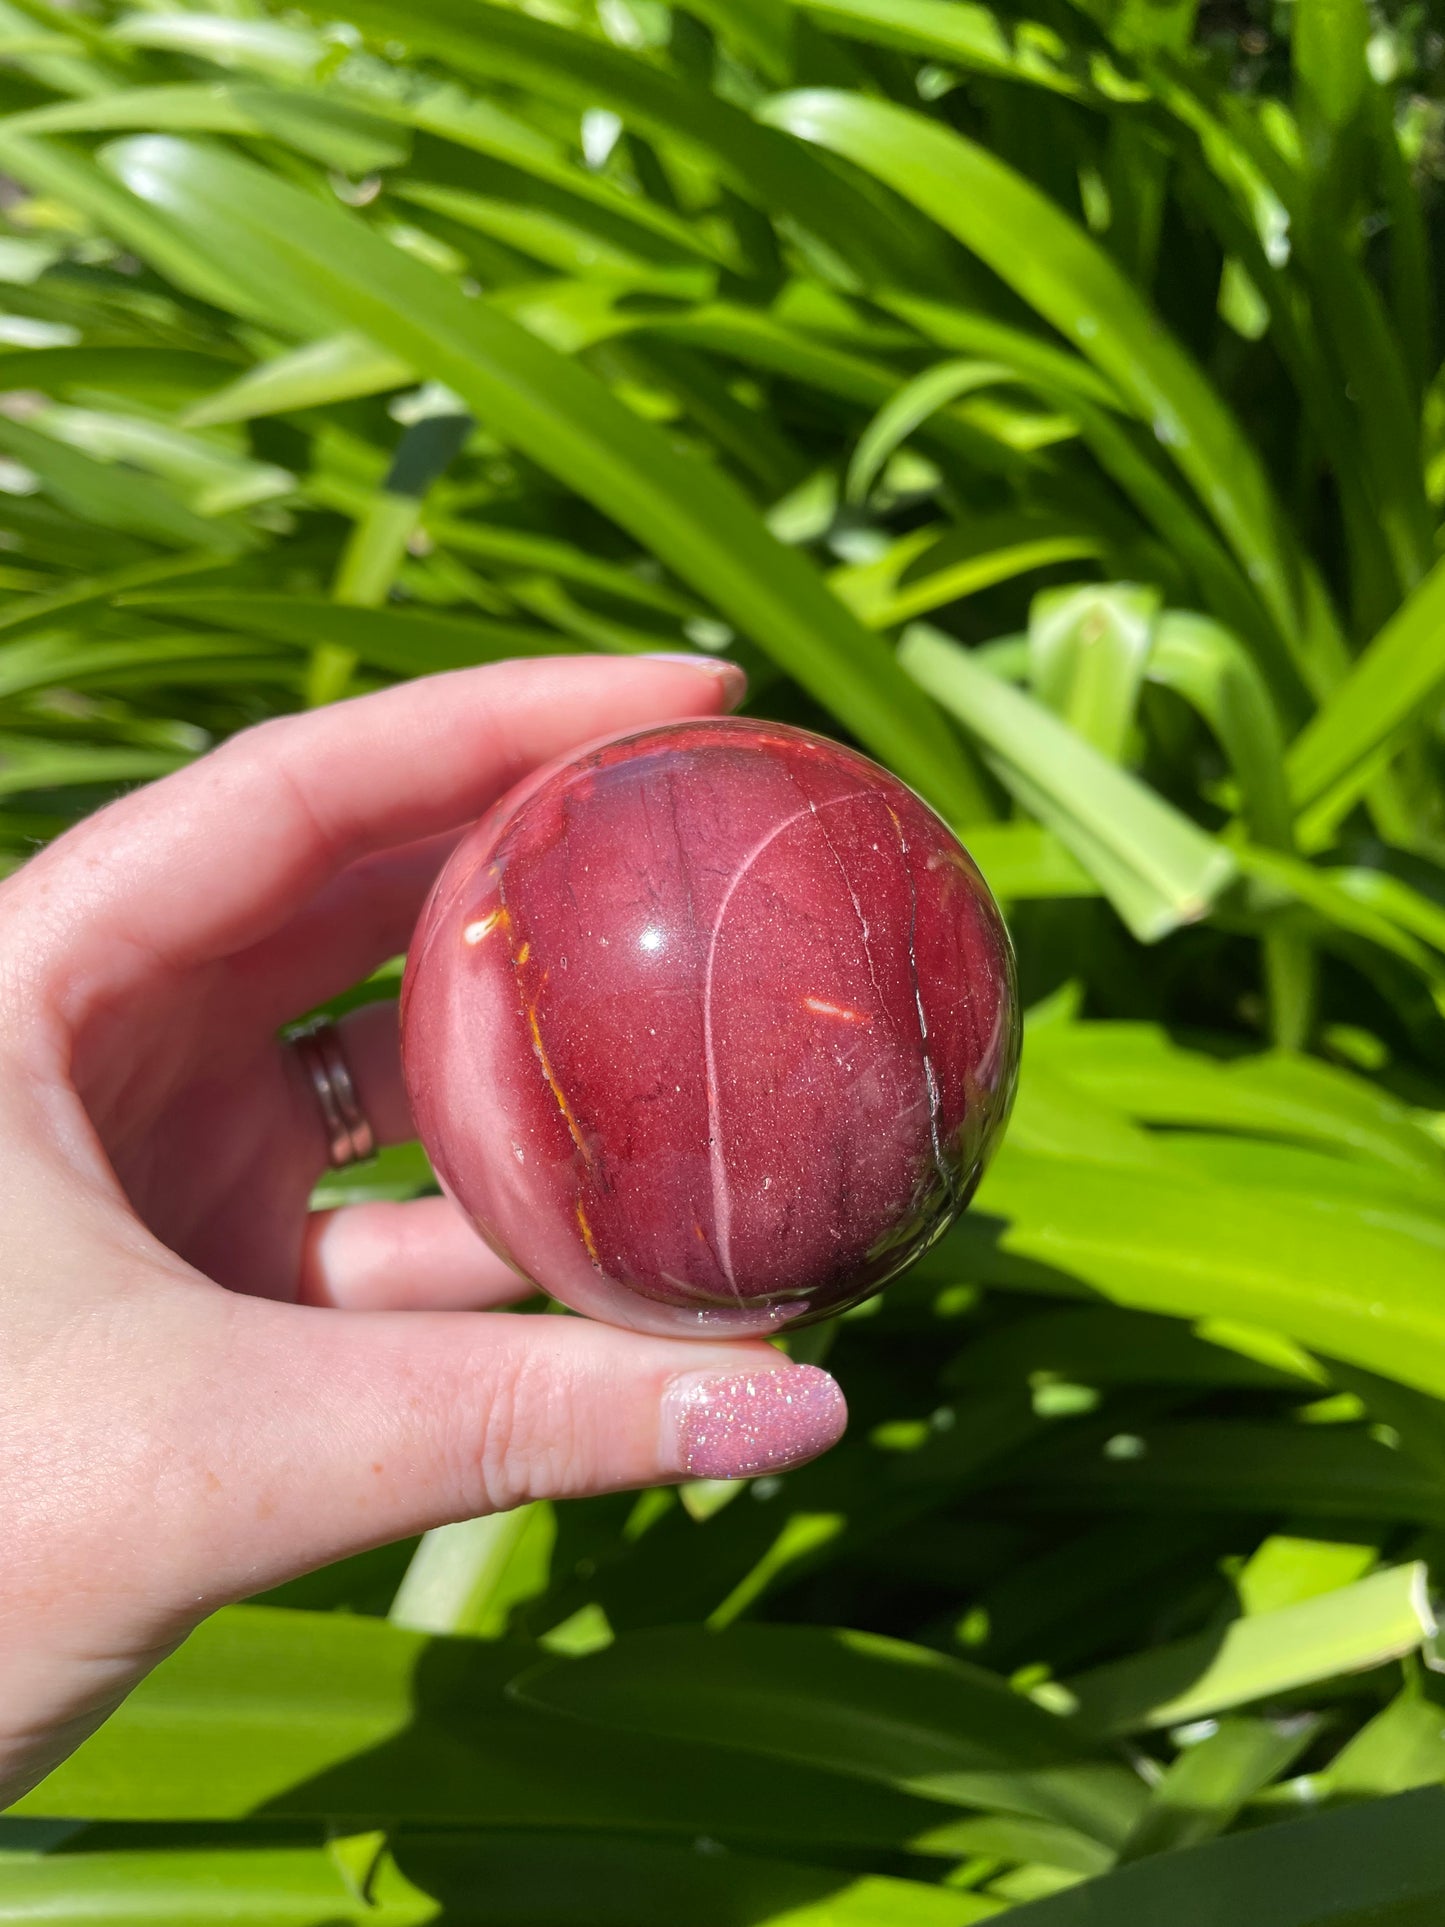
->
(665, 1364, 847, 1480)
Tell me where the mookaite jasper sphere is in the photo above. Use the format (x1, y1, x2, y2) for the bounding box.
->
(402, 718, 1019, 1337)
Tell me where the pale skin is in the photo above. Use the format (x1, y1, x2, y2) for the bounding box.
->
(0, 657, 847, 1808)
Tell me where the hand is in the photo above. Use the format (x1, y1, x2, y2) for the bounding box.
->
(0, 657, 847, 1807)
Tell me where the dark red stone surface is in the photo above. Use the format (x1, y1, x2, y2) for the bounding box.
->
(402, 718, 1019, 1337)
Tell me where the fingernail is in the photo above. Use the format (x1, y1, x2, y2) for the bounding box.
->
(663, 1364, 847, 1480)
(642, 652, 747, 712)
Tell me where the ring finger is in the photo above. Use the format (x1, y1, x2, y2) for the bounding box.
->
(293, 1002, 539, 1313)
(299, 1195, 536, 1311)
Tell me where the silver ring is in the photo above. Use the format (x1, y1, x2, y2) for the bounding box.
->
(288, 1017, 376, 1168)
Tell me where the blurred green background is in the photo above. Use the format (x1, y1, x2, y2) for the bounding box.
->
(3, 0, 1445, 1918)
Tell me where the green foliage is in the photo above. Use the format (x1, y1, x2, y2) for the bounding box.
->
(2, 0, 1445, 1916)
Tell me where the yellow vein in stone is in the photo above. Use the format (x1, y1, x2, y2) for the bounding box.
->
(526, 1003, 593, 1167)
(495, 869, 599, 1276)
(575, 1197, 601, 1267)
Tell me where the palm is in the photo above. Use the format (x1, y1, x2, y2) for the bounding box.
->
(71, 954, 332, 1296)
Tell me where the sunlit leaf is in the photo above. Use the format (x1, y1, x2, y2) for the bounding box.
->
(901, 624, 1236, 938)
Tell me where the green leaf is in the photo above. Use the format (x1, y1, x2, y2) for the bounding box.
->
(880, 297, 1124, 411)
(0, 1841, 434, 1925)
(0, 552, 228, 641)
(0, 413, 247, 550)
(1004, 1057, 1178, 1173)
(401, 1834, 1010, 1926)
(1060, 1563, 1434, 1736)
(231, 84, 413, 172)
(33, 402, 294, 516)
(1236, 1533, 1379, 1615)
(1294, 0, 1370, 141)
(1172, 1126, 1445, 1209)
(341, 77, 733, 271)
(389, 1506, 555, 1638)
(310, 1139, 434, 1209)
(1018, 1420, 1445, 1524)
(4, 80, 410, 172)
(847, 360, 1037, 505)
(794, 0, 1122, 100)
(1315, 1675, 1445, 1800)
(1147, 610, 1293, 848)
(185, 334, 412, 427)
(421, 516, 704, 620)
(900, 624, 1236, 939)
(512, 1625, 1148, 1845)
(1299, 221, 1435, 614)
(1288, 552, 1445, 810)
(0, 733, 188, 797)
(963, 823, 1099, 902)
(0, 345, 235, 405)
(0, 131, 336, 335)
(924, 1816, 1112, 1877)
(330, 409, 471, 626)
(1237, 845, 1445, 1004)
(640, 303, 1035, 483)
(832, 523, 1104, 630)
(0, 629, 292, 700)
(0, 1833, 1008, 1925)
(1119, 1716, 1322, 1859)
(394, 180, 709, 290)
(998, 1788, 1445, 1925)
(1143, 606, 1303, 1037)
(944, 1305, 1312, 1395)
(1320, 864, 1445, 960)
(1025, 1021, 1445, 1187)
(107, 12, 322, 78)
(123, 593, 572, 674)
(957, 1145, 1445, 1397)
(1027, 583, 1158, 761)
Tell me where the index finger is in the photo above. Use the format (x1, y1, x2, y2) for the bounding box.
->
(8, 655, 744, 988)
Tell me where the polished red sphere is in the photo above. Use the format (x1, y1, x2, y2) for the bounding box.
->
(401, 717, 1019, 1337)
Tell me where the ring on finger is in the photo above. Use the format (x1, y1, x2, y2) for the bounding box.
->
(287, 1017, 376, 1168)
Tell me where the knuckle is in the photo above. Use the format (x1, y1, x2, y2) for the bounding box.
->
(207, 719, 310, 820)
(220, 720, 341, 865)
(202, 725, 282, 811)
(473, 1338, 588, 1514)
(216, 712, 286, 764)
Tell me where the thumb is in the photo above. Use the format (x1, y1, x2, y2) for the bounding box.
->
(183, 1295, 848, 1606)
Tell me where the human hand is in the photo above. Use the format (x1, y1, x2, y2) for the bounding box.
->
(0, 657, 847, 1806)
